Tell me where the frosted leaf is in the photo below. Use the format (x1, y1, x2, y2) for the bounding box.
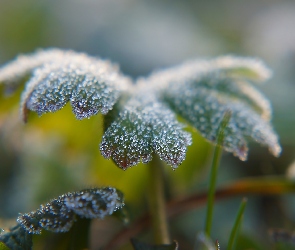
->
(144, 55, 272, 85)
(36, 199, 75, 233)
(0, 225, 32, 250)
(17, 212, 43, 234)
(211, 55, 272, 82)
(18, 199, 75, 234)
(140, 56, 281, 160)
(64, 187, 124, 219)
(100, 90, 192, 169)
(0, 48, 131, 121)
(16, 187, 124, 235)
(0, 50, 281, 168)
(0, 49, 68, 88)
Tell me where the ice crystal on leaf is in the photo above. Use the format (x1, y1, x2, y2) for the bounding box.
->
(0, 49, 281, 169)
(0, 188, 123, 249)
(141, 56, 281, 160)
(0, 49, 131, 121)
(64, 187, 124, 219)
(100, 89, 192, 169)
(16, 188, 124, 234)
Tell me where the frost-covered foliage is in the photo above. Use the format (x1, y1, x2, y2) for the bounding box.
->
(0, 49, 131, 121)
(0, 49, 281, 169)
(0, 187, 124, 249)
(17, 187, 124, 234)
(142, 56, 281, 160)
(0, 225, 32, 250)
(100, 90, 192, 169)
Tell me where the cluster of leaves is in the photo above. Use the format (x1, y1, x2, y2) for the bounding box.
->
(0, 49, 281, 170)
(0, 187, 124, 250)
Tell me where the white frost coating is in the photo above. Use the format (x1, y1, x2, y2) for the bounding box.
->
(139, 56, 272, 120)
(17, 199, 75, 234)
(141, 55, 272, 88)
(0, 48, 131, 121)
(100, 90, 192, 169)
(213, 55, 272, 81)
(17, 188, 124, 234)
(0, 49, 66, 85)
(146, 68, 281, 160)
(64, 187, 124, 219)
(0, 50, 281, 167)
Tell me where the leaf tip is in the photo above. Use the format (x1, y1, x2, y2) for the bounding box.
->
(270, 143, 282, 157)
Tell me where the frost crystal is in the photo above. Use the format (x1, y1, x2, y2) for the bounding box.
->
(37, 199, 75, 233)
(0, 50, 281, 167)
(16, 188, 124, 235)
(141, 56, 281, 160)
(100, 89, 192, 169)
(17, 212, 43, 234)
(64, 187, 124, 219)
(0, 48, 131, 121)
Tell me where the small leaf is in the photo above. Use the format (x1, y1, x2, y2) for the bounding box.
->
(131, 238, 178, 250)
(0, 225, 32, 250)
(17, 187, 124, 234)
(64, 187, 124, 219)
(211, 55, 272, 82)
(17, 199, 75, 234)
(38, 199, 76, 233)
(143, 56, 281, 160)
(100, 90, 192, 169)
(0, 49, 131, 121)
(0, 49, 66, 86)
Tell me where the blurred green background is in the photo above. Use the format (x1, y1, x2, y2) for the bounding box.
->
(1, 0, 295, 249)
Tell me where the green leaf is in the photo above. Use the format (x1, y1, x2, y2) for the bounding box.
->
(131, 238, 178, 250)
(0, 225, 32, 250)
(100, 91, 192, 169)
(0, 49, 131, 121)
(144, 56, 281, 161)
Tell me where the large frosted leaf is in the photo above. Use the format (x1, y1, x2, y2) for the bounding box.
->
(100, 90, 192, 169)
(0, 51, 281, 168)
(140, 56, 281, 160)
(0, 49, 131, 121)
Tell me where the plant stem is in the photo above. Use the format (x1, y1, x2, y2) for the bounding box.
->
(106, 176, 295, 249)
(204, 142, 223, 237)
(204, 111, 231, 237)
(227, 198, 247, 250)
(148, 155, 171, 244)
